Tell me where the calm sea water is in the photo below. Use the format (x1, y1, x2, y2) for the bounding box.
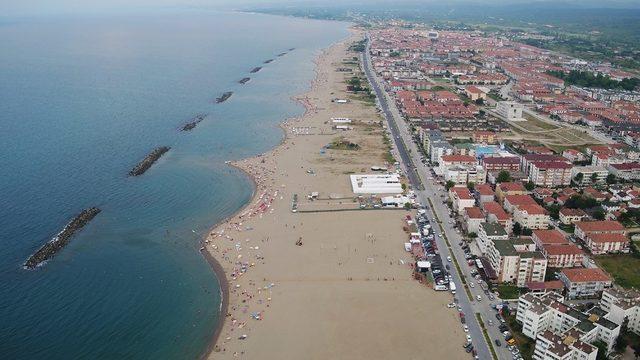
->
(0, 11, 348, 359)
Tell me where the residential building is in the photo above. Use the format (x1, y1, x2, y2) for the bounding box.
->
(513, 204, 550, 230)
(486, 237, 547, 287)
(496, 182, 528, 203)
(584, 233, 630, 255)
(444, 165, 487, 185)
(497, 101, 524, 121)
(482, 201, 514, 234)
(463, 207, 484, 234)
(503, 194, 538, 213)
(607, 162, 640, 181)
(570, 166, 609, 186)
(477, 222, 508, 254)
(481, 156, 521, 172)
(528, 161, 573, 187)
(559, 268, 613, 299)
(574, 221, 626, 241)
(472, 131, 497, 144)
(541, 244, 585, 268)
(449, 186, 476, 214)
(600, 287, 640, 336)
(474, 184, 495, 204)
(439, 154, 477, 174)
(559, 208, 588, 225)
(517, 292, 620, 356)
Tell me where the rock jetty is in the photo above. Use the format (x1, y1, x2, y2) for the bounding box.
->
(277, 52, 287, 57)
(181, 114, 207, 131)
(24, 207, 101, 269)
(263, 59, 274, 64)
(238, 77, 251, 85)
(250, 66, 262, 73)
(129, 146, 171, 176)
(215, 91, 233, 103)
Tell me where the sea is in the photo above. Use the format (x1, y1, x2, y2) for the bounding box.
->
(0, 11, 349, 359)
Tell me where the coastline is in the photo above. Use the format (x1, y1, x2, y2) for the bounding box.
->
(198, 35, 334, 359)
(200, 29, 468, 360)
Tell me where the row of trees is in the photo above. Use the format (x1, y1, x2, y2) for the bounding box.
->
(547, 70, 639, 91)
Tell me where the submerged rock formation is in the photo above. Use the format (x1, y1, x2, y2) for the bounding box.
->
(238, 77, 251, 85)
(250, 67, 262, 73)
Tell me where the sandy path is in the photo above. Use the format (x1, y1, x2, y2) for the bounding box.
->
(204, 32, 468, 360)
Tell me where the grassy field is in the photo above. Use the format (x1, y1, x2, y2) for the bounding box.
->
(596, 254, 640, 289)
(496, 284, 520, 300)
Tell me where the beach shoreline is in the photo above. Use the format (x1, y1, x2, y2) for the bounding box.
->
(200, 29, 468, 360)
(198, 34, 339, 359)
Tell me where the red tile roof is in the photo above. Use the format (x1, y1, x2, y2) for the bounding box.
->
(561, 268, 611, 283)
(575, 221, 625, 233)
(533, 229, 568, 245)
(498, 182, 526, 192)
(587, 233, 629, 244)
(544, 244, 584, 255)
(465, 207, 485, 219)
(482, 202, 510, 221)
(475, 184, 495, 196)
(441, 155, 476, 163)
(505, 194, 538, 207)
(517, 204, 547, 215)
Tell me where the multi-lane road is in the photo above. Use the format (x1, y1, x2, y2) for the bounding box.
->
(362, 34, 515, 360)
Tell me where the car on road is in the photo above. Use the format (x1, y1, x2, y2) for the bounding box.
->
(476, 295, 482, 301)
(488, 320, 493, 326)
(463, 324, 469, 333)
(469, 282, 475, 288)
(494, 339, 502, 347)
(466, 335, 472, 342)
(447, 256, 452, 262)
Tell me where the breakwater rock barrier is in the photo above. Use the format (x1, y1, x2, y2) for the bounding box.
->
(129, 146, 171, 176)
(24, 207, 101, 269)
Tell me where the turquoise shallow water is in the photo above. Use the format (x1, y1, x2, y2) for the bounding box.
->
(0, 11, 348, 359)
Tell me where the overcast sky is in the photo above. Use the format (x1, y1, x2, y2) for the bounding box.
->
(2, 0, 639, 17)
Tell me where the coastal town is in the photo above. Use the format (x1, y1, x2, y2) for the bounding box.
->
(199, 22, 640, 360)
(362, 25, 640, 360)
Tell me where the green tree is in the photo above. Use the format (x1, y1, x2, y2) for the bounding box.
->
(522, 227, 533, 236)
(593, 208, 606, 220)
(497, 171, 511, 183)
(468, 232, 478, 238)
(525, 181, 535, 191)
(574, 172, 584, 184)
(513, 222, 522, 236)
(593, 340, 608, 360)
(445, 180, 456, 191)
(467, 182, 475, 191)
(404, 202, 412, 210)
(591, 172, 599, 184)
(607, 173, 617, 184)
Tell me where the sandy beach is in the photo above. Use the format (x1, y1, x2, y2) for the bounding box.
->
(204, 31, 468, 360)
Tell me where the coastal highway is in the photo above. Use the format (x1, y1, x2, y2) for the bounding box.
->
(363, 34, 511, 360)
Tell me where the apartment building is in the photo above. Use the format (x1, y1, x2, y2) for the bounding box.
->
(496, 182, 528, 203)
(463, 207, 484, 234)
(486, 238, 547, 287)
(481, 156, 521, 172)
(449, 186, 476, 214)
(517, 292, 620, 356)
(477, 222, 508, 254)
(574, 221, 626, 241)
(600, 287, 640, 336)
(528, 161, 573, 187)
(474, 183, 495, 204)
(607, 162, 640, 181)
(513, 204, 550, 230)
(482, 201, 514, 234)
(559, 208, 587, 225)
(570, 166, 609, 186)
(584, 233, 630, 255)
(559, 268, 613, 299)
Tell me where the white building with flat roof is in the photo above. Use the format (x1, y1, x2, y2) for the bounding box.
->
(497, 101, 524, 121)
(350, 174, 403, 194)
